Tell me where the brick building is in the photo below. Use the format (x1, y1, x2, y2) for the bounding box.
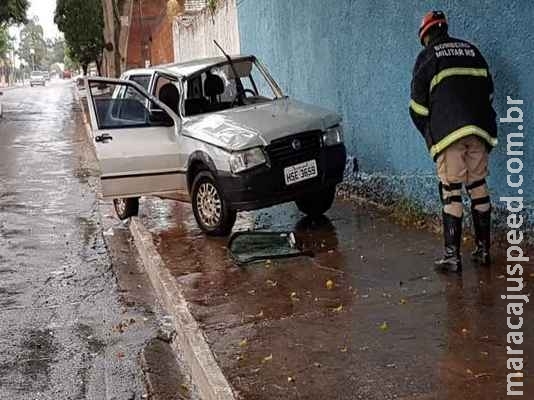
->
(125, 0, 209, 69)
(126, 0, 175, 68)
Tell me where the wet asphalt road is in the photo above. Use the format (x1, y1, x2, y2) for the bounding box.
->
(140, 191, 534, 398)
(0, 81, 156, 399)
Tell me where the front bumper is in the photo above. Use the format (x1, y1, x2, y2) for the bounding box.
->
(218, 144, 346, 211)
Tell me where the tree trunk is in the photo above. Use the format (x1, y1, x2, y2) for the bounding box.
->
(95, 57, 102, 76)
(82, 64, 88, 75)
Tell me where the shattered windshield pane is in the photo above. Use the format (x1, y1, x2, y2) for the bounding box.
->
(228, 231, 306, 264)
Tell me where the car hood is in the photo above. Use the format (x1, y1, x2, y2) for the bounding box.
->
(182, 98, 342, 151)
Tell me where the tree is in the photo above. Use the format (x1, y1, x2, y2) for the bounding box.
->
(55, 0, 104, 75)
(18, 17, 46, 70)
(0, 25, 10, 59)
(42, 38, 66, 68)
(0, 0, 29, 25)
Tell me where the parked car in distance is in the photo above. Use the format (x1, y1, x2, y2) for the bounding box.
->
(84, 55, 346, 235)
(30, 71, 46, 87)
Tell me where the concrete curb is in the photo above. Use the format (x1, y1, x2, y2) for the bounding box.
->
(129, 217, 236, 400)
(74, 86, 234, 399)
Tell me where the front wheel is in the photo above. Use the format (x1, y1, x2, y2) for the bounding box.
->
(113, 197, 139, 220)
(295, 186, 336, 218)
(191, 171, 236, 236)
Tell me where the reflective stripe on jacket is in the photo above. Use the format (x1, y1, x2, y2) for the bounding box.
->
(409, 35, 497, 160)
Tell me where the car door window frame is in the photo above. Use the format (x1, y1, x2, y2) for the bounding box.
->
(85, 77, 181, 132)
(150, 72, 183, 117)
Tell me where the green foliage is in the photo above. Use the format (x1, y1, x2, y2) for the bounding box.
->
(0, 25, 10, 59)
(0, 0, 29, 25)
(207, 0, 218, 15)
(19, 18, 46, 69)
(55, 0, 104, 72)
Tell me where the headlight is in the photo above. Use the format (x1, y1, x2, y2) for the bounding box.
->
(229, 147, 266, 173)
(323, 125, 344, 146)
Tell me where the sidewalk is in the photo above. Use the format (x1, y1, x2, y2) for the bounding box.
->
(136, 197, 533, 399)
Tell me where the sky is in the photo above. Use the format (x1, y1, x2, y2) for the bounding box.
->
(7, 0, 61, 67)
(28, 0, 61, 39)
(9, 0, 61, 42)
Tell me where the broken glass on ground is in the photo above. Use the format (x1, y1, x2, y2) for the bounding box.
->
(228, 231, 310, 265)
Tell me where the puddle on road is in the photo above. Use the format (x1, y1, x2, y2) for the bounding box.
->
(140, 197, 534, 399)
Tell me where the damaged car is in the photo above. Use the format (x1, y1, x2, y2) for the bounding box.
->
(84, 55, 346, 235)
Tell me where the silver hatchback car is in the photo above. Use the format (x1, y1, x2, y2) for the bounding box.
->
(85, 55, 346, 235)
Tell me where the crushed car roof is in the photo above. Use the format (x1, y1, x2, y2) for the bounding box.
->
(125, 55, 254, 78)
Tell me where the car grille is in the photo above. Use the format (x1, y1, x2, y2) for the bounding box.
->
(266, 130, 322, 165)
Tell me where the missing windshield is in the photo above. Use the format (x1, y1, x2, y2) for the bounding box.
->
(228, 231, 311, 265)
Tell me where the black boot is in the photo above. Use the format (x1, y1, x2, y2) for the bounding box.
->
(435, 212, 463, 273)
(472, 208, 491, 265)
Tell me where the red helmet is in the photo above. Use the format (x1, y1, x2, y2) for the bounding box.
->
(419, 11, 448, 44)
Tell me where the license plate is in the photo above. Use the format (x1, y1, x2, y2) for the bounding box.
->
(284, 160, 318, 185)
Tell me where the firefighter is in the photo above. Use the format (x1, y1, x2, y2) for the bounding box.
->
(409, 11, 497, 273)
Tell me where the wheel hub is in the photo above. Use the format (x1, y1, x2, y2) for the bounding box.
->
(115, 198, 126, 215)
(197, 182, 222, 228)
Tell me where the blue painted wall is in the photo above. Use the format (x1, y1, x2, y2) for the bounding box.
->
(236, 0, 533, 224)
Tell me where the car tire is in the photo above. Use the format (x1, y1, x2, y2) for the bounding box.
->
(191, 171, 236, 236)
(295, 186, 336, 218)
(113, 197, 139, 220)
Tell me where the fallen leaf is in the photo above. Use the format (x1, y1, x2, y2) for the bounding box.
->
(290, 292, 299, 301)
(480, 351, 489, 357)
(287, 376, 295, 383)
(262, 354, 273, 363)
(239, 339, 248, 347)
(466, 369, 473, 375)
(399, 298, 407, 305)
(326, 279, 334, 290)
(256, 310, 264, 318)
(461, 328, 469, 335)
(313, 362, 321, 368)
(248, 289, 256, 295)
(266, 280, 278, 287)
(340, 346, 348, 353)
(497, 275, 505, 280)
(379, 321, 389, 331)
(332, 304, 343, 313)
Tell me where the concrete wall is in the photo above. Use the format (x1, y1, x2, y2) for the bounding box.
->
(173, 0, 240, 63)
(237, 0, 533, 226)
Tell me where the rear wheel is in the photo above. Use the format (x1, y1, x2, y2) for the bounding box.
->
(295, 186, 336, 218)
(191, 171, 236, 236)
(113, 197, 139, 220)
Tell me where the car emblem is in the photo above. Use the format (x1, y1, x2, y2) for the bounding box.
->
(291, 139, 302, 151)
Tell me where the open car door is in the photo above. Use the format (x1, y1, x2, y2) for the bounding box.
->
(84, 77, 186, 199)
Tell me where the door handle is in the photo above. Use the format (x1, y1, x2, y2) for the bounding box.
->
(95, 133, 113, 143)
